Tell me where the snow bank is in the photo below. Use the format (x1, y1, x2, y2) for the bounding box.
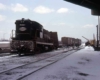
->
(84, 46, 94, 51)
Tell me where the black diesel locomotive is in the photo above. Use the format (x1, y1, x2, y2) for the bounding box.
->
(10, 18, 58, 55)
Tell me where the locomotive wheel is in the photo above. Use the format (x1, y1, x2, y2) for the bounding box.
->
(0, 48, 2, 50)
(35, 47, 41, 54)
(18, 52, 22, 56)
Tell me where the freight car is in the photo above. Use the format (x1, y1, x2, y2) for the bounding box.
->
(0, 41, 10, 50)
(10, 18, 58, 55)
(61, 37, 74, 47)
(74, 38, 81, 47)
(0, 41, 10, 53)
(61, 37, 81, 48)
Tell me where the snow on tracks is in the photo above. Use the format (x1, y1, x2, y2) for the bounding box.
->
(0, 48, 80, 80)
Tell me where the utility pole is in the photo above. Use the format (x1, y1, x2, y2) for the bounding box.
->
(3, 33, 6, 40)
(97, 25, 99, 49)
(98, 16, 100, 45)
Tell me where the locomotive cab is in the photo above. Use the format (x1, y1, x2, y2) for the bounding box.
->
(15, 18, 43, 40)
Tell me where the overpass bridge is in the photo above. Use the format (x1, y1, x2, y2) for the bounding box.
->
(64, 0, 100, 15)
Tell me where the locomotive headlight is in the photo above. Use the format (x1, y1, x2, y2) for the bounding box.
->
(19, 27, 26, 31)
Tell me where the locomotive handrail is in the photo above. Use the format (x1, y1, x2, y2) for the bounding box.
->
(36, 41, 53, 45)
(16, 33, 30, 34)
(10, 40, 33, 41)
(11, 30, 15, 39)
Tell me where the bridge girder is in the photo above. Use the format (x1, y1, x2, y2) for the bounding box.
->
(64, 0, 100, 15)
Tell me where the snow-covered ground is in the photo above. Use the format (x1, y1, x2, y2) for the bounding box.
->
(0, 47, 78, 80)
(22, 46, 100, 80)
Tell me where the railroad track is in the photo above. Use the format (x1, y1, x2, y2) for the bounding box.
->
(0, 47, 74, 63)
(0, 48, 80, 80)
(0, 48, 71, 73)
(0, 53, 11, 57)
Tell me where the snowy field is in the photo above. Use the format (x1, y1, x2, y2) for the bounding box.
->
(21, 46, 100, 80)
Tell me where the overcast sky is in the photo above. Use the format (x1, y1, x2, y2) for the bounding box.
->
(0, 0, 98, 41)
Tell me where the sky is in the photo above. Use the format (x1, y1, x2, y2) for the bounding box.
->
(0, 0, 98, 41)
